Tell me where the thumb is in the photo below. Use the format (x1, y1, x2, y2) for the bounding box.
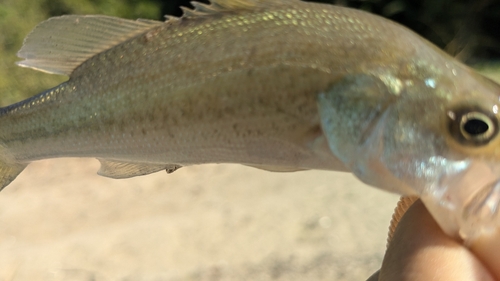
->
(378, 199, 495, 281)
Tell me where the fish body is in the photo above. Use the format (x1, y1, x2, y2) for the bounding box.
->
(1, 0, 421, 178)
(3, 0, 500, 242)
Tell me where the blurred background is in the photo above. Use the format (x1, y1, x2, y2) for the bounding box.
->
(0, 1, 499, 281)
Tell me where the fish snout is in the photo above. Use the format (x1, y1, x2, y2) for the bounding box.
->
(460, 178, 500, 244)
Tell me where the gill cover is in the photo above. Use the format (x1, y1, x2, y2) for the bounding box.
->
(317, 73, 411, 193)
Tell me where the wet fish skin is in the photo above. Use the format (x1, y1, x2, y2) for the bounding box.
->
(2, 0, 500, 241)
(0, 0, 415, 183)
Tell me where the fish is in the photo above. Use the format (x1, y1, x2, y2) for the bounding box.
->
(2, 0, 500, 243)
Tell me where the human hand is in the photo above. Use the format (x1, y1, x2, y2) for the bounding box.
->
(368, 199, 500, 281)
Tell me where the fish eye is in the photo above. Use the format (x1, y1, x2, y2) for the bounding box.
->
(449, 108, 498, 146)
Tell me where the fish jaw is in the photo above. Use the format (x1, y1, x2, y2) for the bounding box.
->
(421, 160, 500, 243)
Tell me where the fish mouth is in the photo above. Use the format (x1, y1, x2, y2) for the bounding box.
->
(420, 160, 500, 243)
(460, 178, 500, 243)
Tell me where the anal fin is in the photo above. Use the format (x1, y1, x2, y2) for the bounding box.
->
(97, 159, 181, 179)
(0, 161, 27, 191)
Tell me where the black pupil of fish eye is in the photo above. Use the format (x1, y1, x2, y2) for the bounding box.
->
(463, 118, 489, 136)
(453, 110, 498, 145)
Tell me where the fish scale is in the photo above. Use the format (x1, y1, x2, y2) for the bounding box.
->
(1, 0, 500, 249)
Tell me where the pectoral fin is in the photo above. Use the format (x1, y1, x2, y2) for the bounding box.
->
(97, 159, 181, 179)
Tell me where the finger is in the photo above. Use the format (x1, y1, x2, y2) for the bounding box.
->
(378, 200, 495, 281)
(470, 228, 500, 279)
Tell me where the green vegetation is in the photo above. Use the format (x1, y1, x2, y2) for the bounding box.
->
(0, 0, 161, 106)
(479, 66, 500, 84)
(1, 0, 499, 106)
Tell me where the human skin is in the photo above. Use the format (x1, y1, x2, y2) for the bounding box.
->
(370, 200, 499, 281)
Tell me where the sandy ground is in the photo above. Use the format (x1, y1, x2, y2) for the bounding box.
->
(0, 158, 399, 281)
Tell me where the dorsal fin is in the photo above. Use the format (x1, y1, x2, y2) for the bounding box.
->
(17, 0, 298, 75)
(16, 15, 163, 75)
(181, 0, 297, 17)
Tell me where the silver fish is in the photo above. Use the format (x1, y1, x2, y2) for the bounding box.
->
(2, 0, 500, 243)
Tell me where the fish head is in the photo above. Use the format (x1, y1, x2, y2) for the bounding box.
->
(396, 67, 500, 240)
(318, 66, 500, 242)
(400, 67, 500, 243)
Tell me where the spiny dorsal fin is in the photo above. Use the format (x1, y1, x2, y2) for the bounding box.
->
(17, 15, 163, 76)
(181, 0, 297, 17)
